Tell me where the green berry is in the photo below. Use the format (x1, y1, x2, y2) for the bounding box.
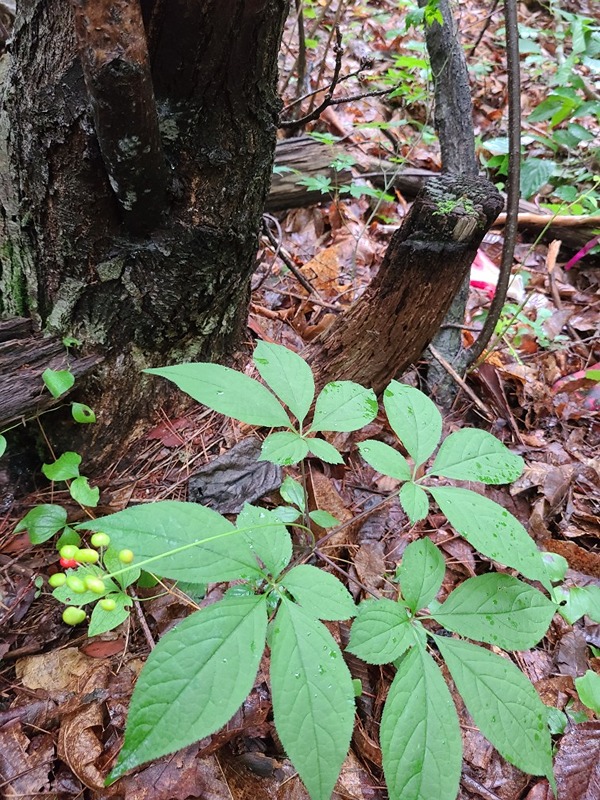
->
(90, 532, 111, 548)
(76, 548, 100, 564)
(84, 576, 106, 594)
(99, 597, 117, 611)
(62, 606, 86, 625)
(118, 549, 134, 564)
(48, 573, 67, 588)
(59, 544, 79, 560)
(66, 575, 86, 593)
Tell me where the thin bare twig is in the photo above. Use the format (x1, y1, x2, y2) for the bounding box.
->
(280, 26, 344, 128)
(466, 0, 521, 366)
(261, 216, 319, 297)
(427, 344, 494, 420)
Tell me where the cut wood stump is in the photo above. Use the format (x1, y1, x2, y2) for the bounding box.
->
(305, 175, 504, 393)
(0, 318, 102, 430)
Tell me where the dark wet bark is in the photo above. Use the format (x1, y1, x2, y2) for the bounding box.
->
(0, 0, 288, 464)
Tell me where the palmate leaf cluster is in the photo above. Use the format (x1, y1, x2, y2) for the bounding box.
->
(61, 342, 557, 799)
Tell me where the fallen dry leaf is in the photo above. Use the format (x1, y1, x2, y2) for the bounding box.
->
(16, 647, 96, 691)
(554, 722, 600, 800)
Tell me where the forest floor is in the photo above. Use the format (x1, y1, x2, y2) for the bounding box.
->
(1, 1, 599, 799)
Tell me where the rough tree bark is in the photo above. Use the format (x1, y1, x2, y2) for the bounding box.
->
(0, 0, 288, 464)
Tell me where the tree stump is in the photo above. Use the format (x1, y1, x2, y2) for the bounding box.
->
(305, 175, 504, 393)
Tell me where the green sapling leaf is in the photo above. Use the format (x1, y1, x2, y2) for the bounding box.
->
(280, 475, 305, 510)
(145, 363, 291, 428)
(0, 434, 7, 458)
(434, 635, 554, 782)
(253, 341, 315, 425)
(272, 506, 301, 524)
(310, 381, 378, 433)
(16, 504, 68, 544)
(43, 452, 82, 482)
(108, 594, 268, 783)
(383, 380, 442, 466)
(431, 574, 556, 650)
(346, 598, 414, 664)
(542, 551, 568, 584)
(79, 501, 264, 583)
(428, 428, 524, 484)
(306, 437, 343, 464)
(574, 670, 600, 716)
(357, 440, 411, 481)
(88, 592, 132, 636)
(280, 564, 355, 620)
(69, 476, 100, 507)
(42, 367, 75, 398)
(71, 402, 96, 424)
(399, 482, 429, 524)
(259, 431, 309, 465)
(308, 510, 340, 528)
(397, 538, 445, 612)
(429, 486, 551, 590)
(269, 599, 355, 800)
(235, 504, 292, 577)
(380, 645, 462, 800)
(553, 585, 600, 624)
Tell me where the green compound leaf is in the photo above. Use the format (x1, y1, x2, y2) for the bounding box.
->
(71, 402, 96, 424)
(346, 598, 414, 664)
(575, 670, 600, 716)
(280, 565, 355, 621)
(397, 538, 445, 612)
(79, 501, 264, 583)
(108, 594, 268, 783)
(0, 434, 7, 458)
(42, 367, 75, 398)
(259, 431, 309, 466)
(235, 504, 292, 578)
(381, 646, 462, 800)
(428, 429, 524, 484)
(280, 475, 305, 510)
(70, 476, 100, 508)
(432, 574, 556, 650)
(429, 486, 550, 590)
(15, 504, 68, 544)
(88, 592, 132, 636)
(43, 452, 82, 482)
(399, 482, 429, 524)
(253, 341, 315, 425)
(310, 381, 378, 433)
(383, 381, 442, 466)
(269, 599, 355, 800)
(434, 636, 554, 782)
(145, 363, 290, 428)
(306, 437, 343, 464)
(357, 440, 412, 481)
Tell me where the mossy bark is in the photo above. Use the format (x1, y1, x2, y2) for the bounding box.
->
(0, 0, 288, 465)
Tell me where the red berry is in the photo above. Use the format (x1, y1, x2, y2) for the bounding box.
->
(60, 557, 78, 568)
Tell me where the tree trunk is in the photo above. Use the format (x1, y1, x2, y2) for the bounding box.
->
(306, 175, 504, 393)
(0, 0, 288, 465)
